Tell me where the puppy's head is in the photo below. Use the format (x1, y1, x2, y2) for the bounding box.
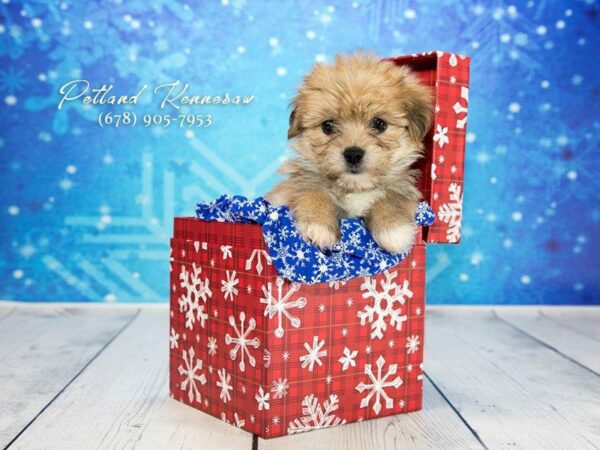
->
(289, 52, 433, 192)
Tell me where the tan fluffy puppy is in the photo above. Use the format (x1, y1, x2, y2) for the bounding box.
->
(265, 52, 433, 253)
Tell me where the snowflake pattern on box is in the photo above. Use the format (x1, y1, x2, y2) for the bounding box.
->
(171, 213, 428, 438)
(216, 368, 233, 403)
(357, 270, 412, 340)
(271, 378, 289, 399)
(299, 336, 327, 372)
(178, 346, 207, 404)
(355, 355, 403, 415)
(260, 277, 307, 338)
(287, 394, 347, 434)
(221, 270, 239, 301)
(178, 263, 212, 330)
(437, 183, 463, 243)
(255, 386, 270, 411)
(225, 311, 260, 372)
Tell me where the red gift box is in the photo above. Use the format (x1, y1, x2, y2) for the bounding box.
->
(169, 51, 469, 438)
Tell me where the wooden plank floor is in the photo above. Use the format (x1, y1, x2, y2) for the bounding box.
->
(0, 303, 598, 450)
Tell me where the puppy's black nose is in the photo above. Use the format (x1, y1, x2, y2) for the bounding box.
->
(343, 146, 365, 165)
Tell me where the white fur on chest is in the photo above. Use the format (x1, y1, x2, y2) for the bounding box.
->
(339, 188, 385, 217)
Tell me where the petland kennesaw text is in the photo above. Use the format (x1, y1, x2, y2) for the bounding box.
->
(57, 80, 255, 111)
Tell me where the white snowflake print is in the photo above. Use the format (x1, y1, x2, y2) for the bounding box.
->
(299, 336, 327, 372)
(271, 377, 289, 399)
(255, 386, 270, 411)
(260, 277, 307, 338)
(406, 335, 420, 354)
(245, 248, 272, 275)
(178, 346, 207, 404)
(437, 182, 463, 243)
(220, 244, 233, 259)
(338, 347, 358, 371)
(221, 411, 245, 428)
(453, 85, 469, 129)
(169, 327, 180, 349)
(328, 280, 346, 290)
(357, 270, 412, 340)
(448, 53, 458, 67)
(216, 368, 233, 403)
(178, 263, 212, 330)
(207, 336, 217, 356)
(288, 394, 347, 434)
(433, 123, 449, 148)
(355, 355, 403, 415)
(220, 270, 239, 301)
(263, 348, 271, 368)
(225, 311, 260, 372)
(417, 363, 424, 381)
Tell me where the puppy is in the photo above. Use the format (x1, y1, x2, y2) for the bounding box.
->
(265, 52, 433, 253)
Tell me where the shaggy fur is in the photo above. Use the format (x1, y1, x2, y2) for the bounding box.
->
(265, 52, 433, 253)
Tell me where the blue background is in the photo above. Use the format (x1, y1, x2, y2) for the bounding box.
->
(0, 0, 598, 304)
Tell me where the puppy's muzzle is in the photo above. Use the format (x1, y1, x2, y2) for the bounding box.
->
(343, 146, 365, 172)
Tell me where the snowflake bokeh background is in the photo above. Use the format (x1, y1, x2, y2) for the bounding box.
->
(0, 0, 598, 303)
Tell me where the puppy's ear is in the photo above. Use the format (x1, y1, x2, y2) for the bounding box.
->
(394, 67, 433, 143)
(405, 81, 434, 143)
(288, 107, 301, 139)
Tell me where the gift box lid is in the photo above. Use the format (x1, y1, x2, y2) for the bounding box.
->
(387, 51, 470, 244)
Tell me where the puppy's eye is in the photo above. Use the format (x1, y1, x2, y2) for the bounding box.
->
(371, 117, 388, 132)
(321, 119, 336, 135)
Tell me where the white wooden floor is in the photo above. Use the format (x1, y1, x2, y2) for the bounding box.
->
(0, 303, 598, 450)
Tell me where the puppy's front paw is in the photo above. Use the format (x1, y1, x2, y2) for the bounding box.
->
(372, 222, 416, 254)
(297, 221, 339, 250)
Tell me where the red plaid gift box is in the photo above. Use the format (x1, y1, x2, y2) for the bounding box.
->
(169, 51, 469, 438)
